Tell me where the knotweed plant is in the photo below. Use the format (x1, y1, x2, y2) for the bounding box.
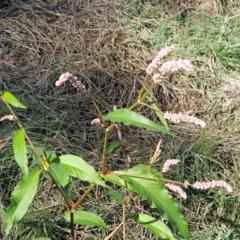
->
(0, 46, 232, 240)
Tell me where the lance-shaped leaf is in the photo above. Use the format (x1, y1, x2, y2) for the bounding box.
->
(63, 210, 107, 229)
(112, 166, 189, 239)
(131, 213, 176, 240)
(4, 169, 41, 237)
(103, 108, 174, 136)
(13, 129, 28, 176)
(2, 91, 27, 109)
(103, 174, 127, 188)
(50, 161, 69, 187)
(59, 155, 107, 187)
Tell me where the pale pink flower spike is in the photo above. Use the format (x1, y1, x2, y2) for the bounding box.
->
(193, 180, 233, 193)
(56, 72, 86, 92)
(165, 183, 187, 200)
(146, 46, 175, 75)
(164, 111, 206, 128)
(0, 115, 14, 121)
(162, 159, 180, 173)
(160, 59, 194, 75)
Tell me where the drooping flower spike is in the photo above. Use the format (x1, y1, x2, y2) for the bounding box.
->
(162, 159, 180, 173)
(146, 46, 194, 83)
(0, 115, 14, 121)
(56, 72, 86, 92)
(164, 111, 206, 128)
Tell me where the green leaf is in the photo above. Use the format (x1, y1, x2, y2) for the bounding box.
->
(103, 174, 127, 188)
(103, 108, 173, 136)
(107, 190, 124, 204)
(4, 169, 41, 237)
(113, 167, 189, 239)
(63, 210, 107, 229)
(27, 146, 57, 165)
(2, 91, 27, 109)
(59, 155, 107, 187)
(106, 141, 121, 155)
(131, 213, 176, 240)
(50, 160, 69, 187)
(13, 129, 28, 176)
(146, 96, 170, 131)
(130, 164, 164, 178)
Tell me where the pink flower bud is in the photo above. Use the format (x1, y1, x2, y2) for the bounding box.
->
(0, 115, 14, 121)
(91, 118, 101, 125)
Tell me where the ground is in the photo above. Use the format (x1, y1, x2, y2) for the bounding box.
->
(0, 0, 240, 239)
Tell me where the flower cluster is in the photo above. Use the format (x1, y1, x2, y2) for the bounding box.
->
(162, 159, 180, 173)
(146, 46, 194, 84)
(165, 183, 187, 200)
(146, 46, 175, 75)
(161, 158, 232, 199)
(164, 179, 233, 200)
(164, 111, 206, 128)
(193, 180, 233, 193)
(160, 58, 194, 75)
(55, 72, 86, 92)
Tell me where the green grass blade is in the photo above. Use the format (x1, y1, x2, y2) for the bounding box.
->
(2, 91, 27, 109)
(131, 213, 176, 240)
(63, 210, 107, 229)
(103, 108, 174, 136)
(13, 129, 28, 176)
(4, 169, 41, 237)
(59, 154, 107, 187)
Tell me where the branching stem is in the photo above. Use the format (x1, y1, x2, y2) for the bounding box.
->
(72, 183, 96, 210)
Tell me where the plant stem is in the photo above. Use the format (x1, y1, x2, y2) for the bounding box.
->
(101, 77, 155, 175)
(105, 220, 125, 240)
(1, 96, 49, 170)
(91, 97, 106, 124)
(49, 173, 72, 209)
(129, 81, 156, 110)
(70, 211, 75, 240)
(106, 171, 189, 187)
(72, 183, 96, 210)
(101, 123, 116, 175)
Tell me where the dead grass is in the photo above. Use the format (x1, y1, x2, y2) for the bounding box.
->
(1, 0, 240, 239)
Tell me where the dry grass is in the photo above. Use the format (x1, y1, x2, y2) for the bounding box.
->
(1, 0, 240, 239)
